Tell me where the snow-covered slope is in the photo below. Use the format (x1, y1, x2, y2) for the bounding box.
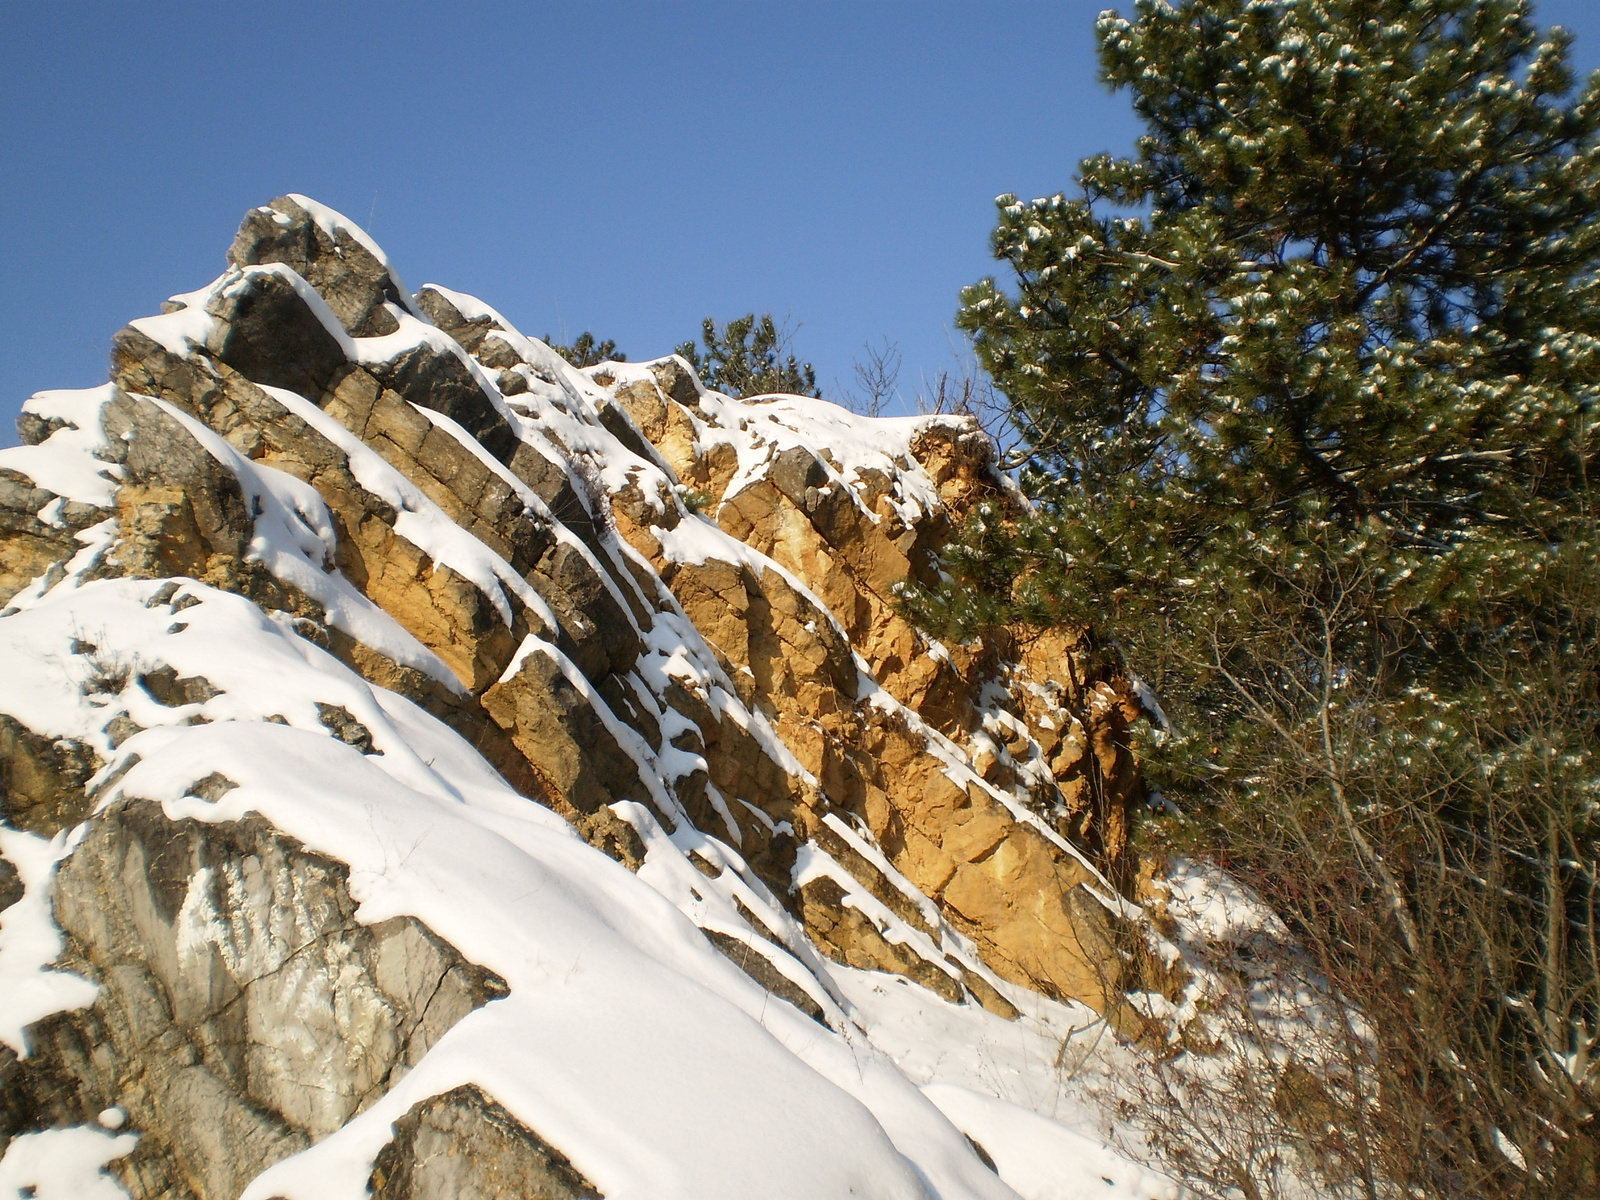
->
(0, 196, 1177, 1200)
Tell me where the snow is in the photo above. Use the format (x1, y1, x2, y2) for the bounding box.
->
(0, 1126, 138, 1200)
(126, 279, 225, 355)
(669, 377, 968, 530)
(0, 572, 1016, 1199)
(0, 516, 118, 620)
(831, 966, 1177, 1200)
(1126, 675, 1170, 733)
(623, 800, 847, 1026)
(1492, 1126, 1527, 1171)
(0, 825, 98, 1055)
(923, 1085, 1176, 1200)
(0, 386, 122, 508)
(0, 194, 1194, 1200)
(136, 393, 464, 690)
(1162, 857, 1288, 947)
(1139, 854, 1377, 1183)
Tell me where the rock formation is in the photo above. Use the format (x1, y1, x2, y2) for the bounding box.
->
(0, 195, 1173, 1200)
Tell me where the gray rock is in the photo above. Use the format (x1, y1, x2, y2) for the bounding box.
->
(138, 666, 220, 708)
(767, 445, 828, 507)
(474, 333, 526, 371)
(229, 197, 407, 338)
(361, 339, 518, 463)
(316, 702, 378, 754)
(648, 358, 701, 408)
(414, 286, 500, 355)
(507, 441, 601, 547)
(498, 367, 530, 397)
(481, 650, 647, 820)
(704, 930, 826, 1024)
(0, 466, 102, 606)
(0, 855, 22, 914)
(7, 801, 508, 1200)
(0, 714, 97, 835)
(528, 539, 644, 683)
(205, 267, 350, 401)
(594, 397, 660, 470)
(15, 410, 67, 447)
(370, 1084, 602, 1200)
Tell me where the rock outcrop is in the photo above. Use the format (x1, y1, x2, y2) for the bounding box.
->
(0, 194, 1169, 1200)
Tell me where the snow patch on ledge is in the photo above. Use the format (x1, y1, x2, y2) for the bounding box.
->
(0, 385, 123, 508)
(0, 1125, 139, 1200)
(0, 825, 99, 1055)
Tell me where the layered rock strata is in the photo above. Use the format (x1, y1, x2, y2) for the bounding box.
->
(0, 194, 1166, 1200)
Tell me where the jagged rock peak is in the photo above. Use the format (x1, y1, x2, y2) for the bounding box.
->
(0, 196, 1176, 1200)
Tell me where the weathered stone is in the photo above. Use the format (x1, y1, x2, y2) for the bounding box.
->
(414, 286, 499, 354)
(16, 410, 65, 447)
(648, 357, 701, 409)
(595, 395, 663, 470)
(0, 192, 1173, 1200)
(100, 350, 536, 701)
(704, 930, 826, 1024)
(316, 702, 378, 753)
(498, 367, 530, 396)
(0, 466, 104, 605)
(229, 196, 407, 338)
(507, 441, 601, 547)
(204, 267, 349, 401)
(187, 772, 238, 803)
(0, 851, 24, 913)
(362, 340, 518, 464)
(480, 648, 647, 820)
(612, 380, 669, 442)
(631, 393, 1153, 1013)
(797, 875, 963, 1005)
(370, 1084, 601, 1200)
(528, 539, 643, 682)
(7, 801, 508, 1200)
(0, 714, 97, 835)
(138, 667, 220, 708)
(474, 333, 525, 371)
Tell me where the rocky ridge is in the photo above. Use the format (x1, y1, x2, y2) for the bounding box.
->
(0, 195, 1175, 1200)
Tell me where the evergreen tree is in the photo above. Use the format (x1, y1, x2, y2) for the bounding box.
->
(544, 331, 624, 368)
(914, 2, 1600, 1193)
(676, 313, 820, 398)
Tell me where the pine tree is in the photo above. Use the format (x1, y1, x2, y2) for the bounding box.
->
(676, 313, 820, 398)
(914, 2, 1600, 1193)
(544, 331, 624, 368)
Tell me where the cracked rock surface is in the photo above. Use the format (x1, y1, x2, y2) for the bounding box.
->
(0, 193, 1172, 1200)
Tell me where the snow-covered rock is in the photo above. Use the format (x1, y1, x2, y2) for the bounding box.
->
(0, 195, 1176, 1200)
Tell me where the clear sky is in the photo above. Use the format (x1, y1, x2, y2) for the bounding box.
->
(4, 1, 1599, 441)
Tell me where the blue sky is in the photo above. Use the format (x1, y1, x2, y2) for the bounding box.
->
(4, 1, 1599, 440)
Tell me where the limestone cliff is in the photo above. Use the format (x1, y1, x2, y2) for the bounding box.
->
(0, 196, 1174, 1200)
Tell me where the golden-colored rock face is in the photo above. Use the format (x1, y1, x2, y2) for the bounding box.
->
(0, 196, 1161, 1029)
(597, 363, 1156, 1017)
